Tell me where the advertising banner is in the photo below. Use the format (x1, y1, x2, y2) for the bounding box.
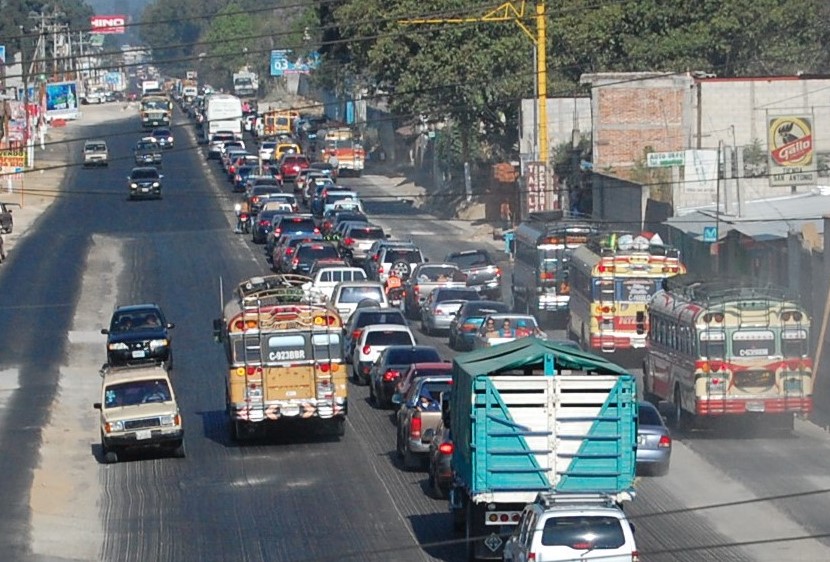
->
(45, 81, 79, 119)
(90, 15, 127, 34)
(767, 113, 817, 187)
(525, 162, 548, 213)
(0, 148, 26, 168)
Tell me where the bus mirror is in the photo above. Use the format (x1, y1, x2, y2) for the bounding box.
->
(212, 318, 224, 342)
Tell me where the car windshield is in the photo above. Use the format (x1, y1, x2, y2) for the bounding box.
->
(464, 302, 509, 316)
(112, 311, 163, 331)
(419, 267, 465, 282)
(349, 228, 384, 240)
(355, 311, 406, 328)
(450, 252, 492, 268)
(131, 170, 159, 180)
(104, 379, 172, 408)
(279, 218, 317, 232)
(136, 142, 156, 151)
(297, 245, 339, 262)
(386, 249, 422, 263)
(638, 403, 664, 426)
(339, 286, 384, 304)
(365, 331, 414, 346)
(387, 348, 441, 364)
(86, 143, 106, 151)
(435, 289, 479, 302)
(541, 516, 626, 549)
(153, 129, 171, 136)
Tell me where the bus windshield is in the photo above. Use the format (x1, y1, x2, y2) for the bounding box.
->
(540, 247, 571, 273)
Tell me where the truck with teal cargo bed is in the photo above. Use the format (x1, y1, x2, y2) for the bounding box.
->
(446, 337, 638, 561)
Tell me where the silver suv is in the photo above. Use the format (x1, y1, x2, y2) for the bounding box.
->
(503, 493, 637, 562)
(83, 140, 109, 167)
(365, 241, 426, 283)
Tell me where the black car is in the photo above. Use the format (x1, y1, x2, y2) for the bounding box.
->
(368, 345, 442, 409)
(288, 242, 340, 275)
(0, 202, 14, 234)
(151, 127, 174, 149)
(134, 139, 162, 166)
(127, 167, 163, 200)
(101, 304, 175, 368)
(427, 419, 453, 499)
(252, 209, 283, 244)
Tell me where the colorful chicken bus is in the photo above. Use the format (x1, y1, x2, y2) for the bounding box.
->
(567, 232, 686, 353)
(511, 213, 598, 318)
(213, 275, 347, 440)
(644, 276, 812, 430)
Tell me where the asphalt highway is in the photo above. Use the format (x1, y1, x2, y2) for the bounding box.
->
(0, 108, 829, 561)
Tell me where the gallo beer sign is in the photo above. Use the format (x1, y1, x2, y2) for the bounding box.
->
(767, 114, 817, 187)
(90, 15, 126, 34)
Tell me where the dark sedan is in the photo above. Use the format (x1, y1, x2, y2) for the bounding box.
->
(368, 345, 442, 409)
(252, 209, 283, 244)
(426, 419, 453, 498)
(127, 167, 163, 200)
(288, 242, 340, 275)
(101, 304, 175, 368)
(637, 401, 672, 476)
(151, 127, 174, 149)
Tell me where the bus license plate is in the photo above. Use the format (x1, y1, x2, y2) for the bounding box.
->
(135, 430, 152, 440)
(746, 401, 765, 412)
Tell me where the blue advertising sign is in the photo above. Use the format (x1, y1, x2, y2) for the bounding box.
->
(270, 50, 289, 77)
(45, 81, 79, 119)
(702, 226, 718, 243)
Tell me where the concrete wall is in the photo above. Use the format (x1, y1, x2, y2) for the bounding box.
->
(518, 97, 592, 160)
(591, 172, 647, 231)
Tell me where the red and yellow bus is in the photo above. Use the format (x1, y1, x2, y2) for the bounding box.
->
(567, 232, 686, 352)
(644, 276, 812, 429)
(214, 275, 347, 440)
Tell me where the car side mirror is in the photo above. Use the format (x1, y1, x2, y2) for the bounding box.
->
(422, 428, 435, 441)
(391, 393, 402, 405)
(159, 175, 164, 179)
(93, 402, 102, 410)
(385, 234, 391, 239)
(166, 323, 175, 329)
(424, 258, 429, 263)
(100, 328, 109, 335)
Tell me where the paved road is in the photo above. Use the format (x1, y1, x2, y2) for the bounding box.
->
(1, 108, 829, 561)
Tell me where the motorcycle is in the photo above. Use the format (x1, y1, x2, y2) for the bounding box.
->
(234, 204, 250, 234)
(387, 287, 405, 309)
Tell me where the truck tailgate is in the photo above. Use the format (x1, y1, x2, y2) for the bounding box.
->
(455, 374, 636, 500)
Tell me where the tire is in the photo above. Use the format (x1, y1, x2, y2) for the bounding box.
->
(330, 418, 346, 437)
(448, 331, 456, 349)
(390, 260, 411, 279)
(103, 449, 118, 464)
(172, 440, 186, 458)
(230, 419, 243, 442)
(650, 461, 670, 477)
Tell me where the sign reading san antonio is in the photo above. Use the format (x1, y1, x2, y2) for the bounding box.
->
(767, 115, 817, 187)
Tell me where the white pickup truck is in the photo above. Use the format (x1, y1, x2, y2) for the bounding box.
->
(303, 266, 368, 303)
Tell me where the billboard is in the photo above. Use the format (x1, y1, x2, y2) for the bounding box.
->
(525, 162, 548, 213)
(45, 81, 79, 119)
(767, 114, 817, 187)
(90, 15, 126, 34)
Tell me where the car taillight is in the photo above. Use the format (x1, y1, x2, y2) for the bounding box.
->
(382, 369, 400, 382)
(362, 345, 371, 354)
(259, 219, 269, 226)
(438, 442, 454, 455)
(344, 237, 354, 246)
(292, 258, 299, 268)
(229, 166, 235, 173)
(285, 248, 294, 255)
(252, 196, 260, 203)
(631, 551, 640, 562)
(274, 229, 282, 236)
(378, 267, 384, 273)
(658, 435, 672, 448)
(410, 412, 422, 439)
(352, 329, 362, 340)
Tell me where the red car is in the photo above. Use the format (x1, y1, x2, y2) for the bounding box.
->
(279, 155, 311, 181)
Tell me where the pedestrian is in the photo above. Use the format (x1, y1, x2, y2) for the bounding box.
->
(500, 200, 513, 230)
(0, 233, 5, 263)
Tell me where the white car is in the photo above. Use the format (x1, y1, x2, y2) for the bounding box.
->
(351, 324, 415, 384)
(327, 281, 389, 323)
(504, 493, 637, 562)
(304, 266, 368, 303)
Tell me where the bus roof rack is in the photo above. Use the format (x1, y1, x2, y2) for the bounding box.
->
(663, 275, 797, 304)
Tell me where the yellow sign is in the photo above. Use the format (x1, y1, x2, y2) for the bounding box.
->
(0, 148, 26, 168)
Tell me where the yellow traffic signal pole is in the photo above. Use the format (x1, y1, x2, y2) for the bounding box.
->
(401, 0, 548, 164)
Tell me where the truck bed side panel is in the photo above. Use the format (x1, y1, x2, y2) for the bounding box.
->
(454, 374, 636, 497)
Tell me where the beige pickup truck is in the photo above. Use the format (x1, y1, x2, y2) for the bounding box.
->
(393, 374, 454, 470)
(402, 263, 467, 319)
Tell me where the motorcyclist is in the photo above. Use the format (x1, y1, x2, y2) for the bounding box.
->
(385, 272, 403, 303)
(234, 201, 251, 234)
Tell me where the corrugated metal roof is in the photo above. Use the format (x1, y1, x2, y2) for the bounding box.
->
(666, 192, 830, 241)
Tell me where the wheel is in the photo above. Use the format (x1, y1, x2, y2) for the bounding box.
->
(390, 260, 411, 279)
(230, 419, 244, 442)
(172, 440, 186, 458)
(448, 331, 456, 349)
(671, 386, 692, 431)
(103, 450, 118, 464)
(330, 418, 346, 437)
